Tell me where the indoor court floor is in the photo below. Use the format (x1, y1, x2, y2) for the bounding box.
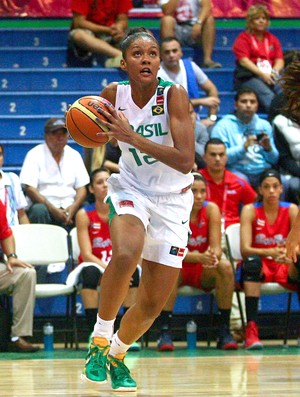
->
(1, 342, 300, 397)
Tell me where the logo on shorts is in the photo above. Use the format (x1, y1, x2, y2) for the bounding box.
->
(119, 200, 134, 208)
(169, 246, 185, 257)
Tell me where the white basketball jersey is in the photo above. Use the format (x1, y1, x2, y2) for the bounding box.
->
(115, 79, 193, 195)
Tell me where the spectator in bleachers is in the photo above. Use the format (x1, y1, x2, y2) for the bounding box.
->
(0, 144, 29, 226)
(158, 37, 220, 127)
(240, 169, 299, 350)
(67, 0, 133, 68)
(232, 4, 284, 113)
(156, 172, 238, 351)
(211, 87, 279, 189)
(70, 167, 140, 350)
(20, 118, 89, 229)
(0, 200, 39, 352)
(160, 0, 222, 68)
(200, 137, 257, 341)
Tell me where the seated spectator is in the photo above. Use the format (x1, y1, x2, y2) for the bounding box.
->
(232, 4, 284, 113)
(211, 87, 279, 189)
(0, 144, 29, 226)
(200, 137, 257, 341)
(20, 118, 89, 229)
(240, 169, 299, 350)
(200, 138, 257, 230)
(67, 0, 133, 68)
(156, 173, 238, 351)
(160, 0, 221, 68)
(273, 114, 300, 204)
(73, 167, 140, 348)
(0, 200, 39, 352)
(158, 36, 220, 126)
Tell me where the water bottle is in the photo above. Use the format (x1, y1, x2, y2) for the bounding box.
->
(186, 319, 197, 350)
(43, 322, 54, 351)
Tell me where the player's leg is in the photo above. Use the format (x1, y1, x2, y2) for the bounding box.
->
(203, 259, 238, 350)
(156, 274, 182, 352)
(81, 213, 145, 387)
(108, 259, 180, 391)
(242, 255, 263, 350)
(80, 266, 102, 337)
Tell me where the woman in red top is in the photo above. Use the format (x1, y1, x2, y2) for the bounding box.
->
(240, 169, 299, 350)
(157, 173, 238, 352)
(232, 4, 284, 113)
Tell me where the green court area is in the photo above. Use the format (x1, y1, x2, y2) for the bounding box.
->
(0, 18, 299, 29)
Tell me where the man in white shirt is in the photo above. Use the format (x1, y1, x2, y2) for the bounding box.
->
(158, 37, 220, 128)
(20, 118, 90, 228)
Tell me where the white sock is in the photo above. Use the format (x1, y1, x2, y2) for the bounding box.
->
(92, 315, 115, 341)
(109, 331, 131, 357)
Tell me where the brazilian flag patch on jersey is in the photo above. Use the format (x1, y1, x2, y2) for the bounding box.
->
(152, 105, 164, 116)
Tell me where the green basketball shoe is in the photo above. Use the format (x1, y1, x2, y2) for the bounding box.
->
(81, 337, 110, 385)
(109, 355, 137, 391)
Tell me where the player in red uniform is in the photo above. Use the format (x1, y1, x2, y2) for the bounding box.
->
(240, 169, 300, 350)
(157, 173, 238, 351)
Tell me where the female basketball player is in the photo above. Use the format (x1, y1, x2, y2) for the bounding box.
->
(240, 169, 299, 350)
(79, 27, 195, 392)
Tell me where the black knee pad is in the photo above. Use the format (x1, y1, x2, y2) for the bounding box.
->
(81, 266, 102, 289)
(242, 255, 262, 282)
(130, 267, 140, 288)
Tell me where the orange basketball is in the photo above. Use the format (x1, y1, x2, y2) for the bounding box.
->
(66, 95, 112, 148)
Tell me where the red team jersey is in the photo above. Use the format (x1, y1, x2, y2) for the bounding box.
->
(252, 201, 296, 290)
(181, 202, 212, 290)
(78, 203, 112, 266)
